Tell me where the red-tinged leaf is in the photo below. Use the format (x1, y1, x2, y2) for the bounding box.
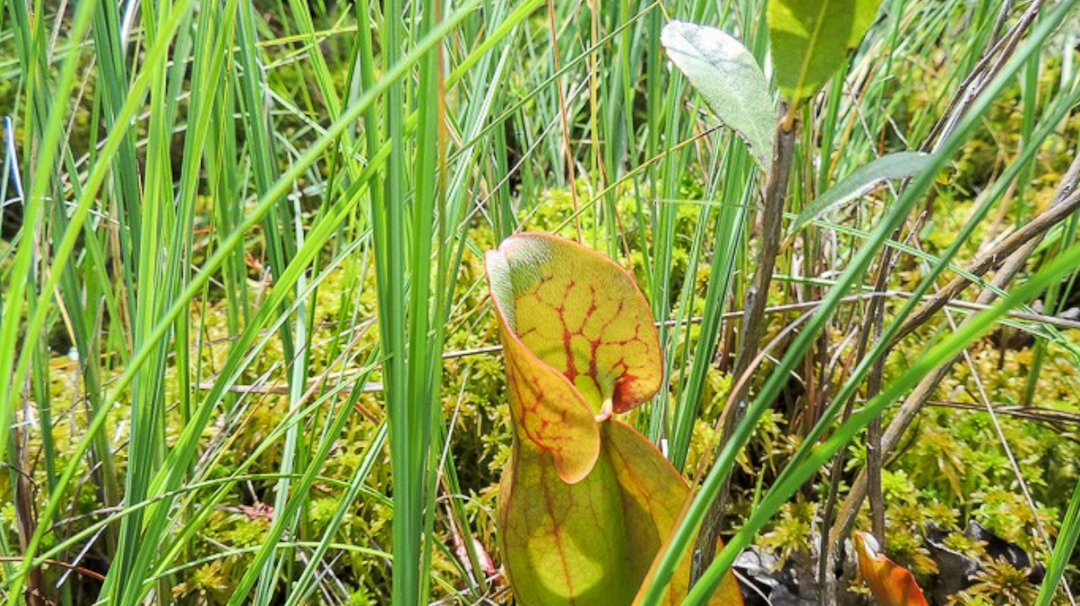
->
(486, 233, 745, 606)
(452, 534, 499, 584)
(855, 531, 930, 606)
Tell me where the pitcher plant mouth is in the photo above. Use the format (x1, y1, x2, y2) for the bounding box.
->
(484, 232, 662, 483)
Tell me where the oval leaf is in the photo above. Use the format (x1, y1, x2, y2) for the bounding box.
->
(768, 0, 883, 107)
(855, 531, 930, 606)
(788, 151, 934, 236)
(662, 21, 775, 171)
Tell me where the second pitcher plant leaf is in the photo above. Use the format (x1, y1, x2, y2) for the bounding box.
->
(855, 531, 930, 606)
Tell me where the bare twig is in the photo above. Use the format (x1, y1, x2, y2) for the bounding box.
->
(0, 556, 105, 582)
(832, 235, 1032, 531)
(691, 115, 798, 584)
(816, 214, 922, 606)
(830, 230, 1078, 606)
(826, 153, 1080, 606)
(15, 388, 47, 606)
(815, 6, 1067, 601)
(922, 0, 1048, 150)
(924, 400, 1080, 428)
(894, 160, 1080, 343)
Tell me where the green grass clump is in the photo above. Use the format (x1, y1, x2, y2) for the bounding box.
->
(3, 1, 1080, 605)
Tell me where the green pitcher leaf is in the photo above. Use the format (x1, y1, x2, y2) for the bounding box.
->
(486, 233, 745, 606)
(768, 0, 883, 108)
(662, 21, 776, 171)
(788, 151, 934, 236)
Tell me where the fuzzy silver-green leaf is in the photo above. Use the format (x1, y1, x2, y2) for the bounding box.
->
(662, 21, 775, 171)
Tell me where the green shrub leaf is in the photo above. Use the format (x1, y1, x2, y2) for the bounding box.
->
(768, 0, 883, 108)
(662, 21, 776, 170)
(789, 151, 934, 236)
